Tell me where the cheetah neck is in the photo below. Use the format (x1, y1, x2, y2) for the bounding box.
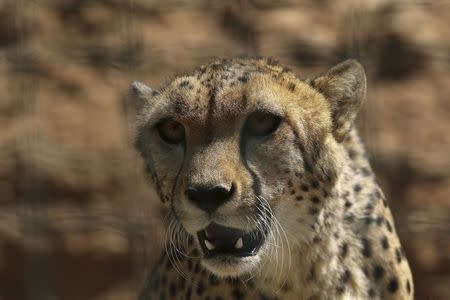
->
(253, 132, 382, 298)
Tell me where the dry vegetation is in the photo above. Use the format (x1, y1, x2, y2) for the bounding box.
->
(0, 0, 449, 299)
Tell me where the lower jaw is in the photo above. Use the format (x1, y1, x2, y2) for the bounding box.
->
(200, 252, 262, 278)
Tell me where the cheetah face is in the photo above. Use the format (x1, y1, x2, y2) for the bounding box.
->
(133, 58, 365, 278)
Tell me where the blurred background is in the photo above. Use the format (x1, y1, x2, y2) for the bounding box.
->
(0, 0, 449, 299)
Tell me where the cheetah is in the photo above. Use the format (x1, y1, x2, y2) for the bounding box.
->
(132, 57, 413, 299)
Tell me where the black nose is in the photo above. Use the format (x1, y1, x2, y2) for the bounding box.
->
(185, 184, 234, 213)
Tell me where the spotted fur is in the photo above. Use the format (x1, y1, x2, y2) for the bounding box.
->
(132, 57, 413, 299)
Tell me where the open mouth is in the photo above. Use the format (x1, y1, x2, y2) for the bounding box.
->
(197, 223, 265, 258)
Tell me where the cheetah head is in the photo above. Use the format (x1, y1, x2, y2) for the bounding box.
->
(132, 58, 366, 278)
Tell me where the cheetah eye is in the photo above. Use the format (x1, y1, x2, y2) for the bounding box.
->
(156, 119, 185, 145)
(244, 111, 281, 137)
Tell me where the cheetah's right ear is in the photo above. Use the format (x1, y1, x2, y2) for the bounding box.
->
(130, 81, 159, 111)
(311, 60, 366, 142)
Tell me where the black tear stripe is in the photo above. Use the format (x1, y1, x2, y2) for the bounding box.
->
(135, 127, 164, 202)
(170, 141, 187, 221)
(239, 133, 272, 229)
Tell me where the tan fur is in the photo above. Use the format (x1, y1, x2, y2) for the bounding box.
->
(133, 57, 413, 299)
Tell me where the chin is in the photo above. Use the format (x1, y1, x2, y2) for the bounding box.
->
(201, 253, 262, 277)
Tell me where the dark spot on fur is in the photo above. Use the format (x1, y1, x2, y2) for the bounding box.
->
(210, 63, 222, 71)
(288, 82, 296, 91)
(194, 262, 201, 273)
(238, 75, 249, 83)
(373, 265, 385, 280)
(353, 184, 362, 193)
(247, 279, 255, 289)
(381, 236, 389, 249)
(348, 148, 358, 159)
(341, 269, 351, 284)
(309, 207, 319, 215)
(209, 275, 220, 286)
(362, 266, 369, 278)
(362, 238, 372, 257)
(361, 167, 371, 176)
(374, 190, 381, 199)
(232, 288, 245, 300)
(336, 286, 345, 294)
(310, 196, 320, 204)
(196, 280, 204, 296)
(376, 216, 384, 226)
(277, 66, 289, 74)
(406, 279, 411, 294)
(227, 277, 239, 286)
(179, 277, 186, 289)
(363, 217, 373, 225)
(179, 80, 190, 88)
(345, 201, 352, 208)
(186, 285, 192, 299)
(307, 265, 315, 281)
(344, 214, 355, 223)
(386, 221, 393, 232)
(396, 248, 402, 263)
(387, 278, 399, 293)
(368, 288, 376, 297)
(169, 281, 177, 297)
(340, 243, 349, 258)
(301, 184, 309, 192)
(310, 180, 320, 189)
(174, 96, 189, 115)
(296, 195, 304, 201)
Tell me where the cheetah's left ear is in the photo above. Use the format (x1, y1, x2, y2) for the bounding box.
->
(311, 59, 366, 142)
(130, 81, 159, 111)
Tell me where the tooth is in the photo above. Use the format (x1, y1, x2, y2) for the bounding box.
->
(204, 239, 215, 250)
(235, 237, 243, 249)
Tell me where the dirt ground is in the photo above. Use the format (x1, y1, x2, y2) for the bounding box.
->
(0, 1, 449, 299)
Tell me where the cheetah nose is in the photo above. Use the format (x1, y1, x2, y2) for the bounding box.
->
(185, 184, 235, 213)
